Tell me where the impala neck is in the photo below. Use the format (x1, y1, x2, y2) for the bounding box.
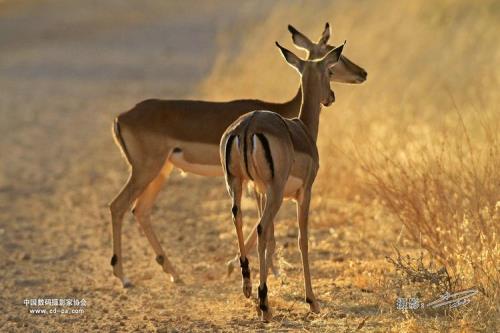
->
(298, 76, 321, 142)
(280, 87, 303, 118)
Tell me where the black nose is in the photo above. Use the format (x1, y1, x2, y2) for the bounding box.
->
(355, 70, 367, 83)
(324, 92, 335, 106)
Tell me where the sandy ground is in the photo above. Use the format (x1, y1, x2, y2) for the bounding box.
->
(0, 1, 410, 332)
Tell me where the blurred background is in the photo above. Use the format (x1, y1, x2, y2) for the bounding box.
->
(0, 0, 498, 331)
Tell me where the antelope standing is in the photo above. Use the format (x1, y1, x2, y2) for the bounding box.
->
(220, 41, 345, 321)
(109, 23, 366, 287)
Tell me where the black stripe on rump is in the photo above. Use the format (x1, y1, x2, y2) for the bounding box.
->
(224, 134, 236, 177)
(255, 133, 274, 178)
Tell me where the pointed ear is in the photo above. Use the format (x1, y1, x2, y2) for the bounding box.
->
(276, 41, 304, 72)
(318, 22, 330, 45)
(323, 41, 345, 68)
(288, 24, 314, 51)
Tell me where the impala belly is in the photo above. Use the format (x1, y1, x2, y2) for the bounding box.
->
(168, 141, 224, 177)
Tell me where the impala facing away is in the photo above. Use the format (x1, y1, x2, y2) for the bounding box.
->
(109, 23, 367, 287)
(220, 41, 345, 321)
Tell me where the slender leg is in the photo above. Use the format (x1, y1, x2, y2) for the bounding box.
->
(244, 222, 259, 255)
(109, 170, 155, 288)
(257, 189, 283, 322)
(260, 193, 279, 277)
(227, 178, 252, 298)
(255, 187, 264, 217)
(227, 190, 280, 277)
(227, 188, 260, 276)
(132, 162, 182, 283)
(265, 221, 277, 276)
(297, 189, 320, 313)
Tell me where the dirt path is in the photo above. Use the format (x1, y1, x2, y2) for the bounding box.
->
(0, 1, 401, 332)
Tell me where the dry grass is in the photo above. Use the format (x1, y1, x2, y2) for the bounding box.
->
(200, 0, 500, 331)
(358, 102, 499, 331)
(359, 114, 499, 285)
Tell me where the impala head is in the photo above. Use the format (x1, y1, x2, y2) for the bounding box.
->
(276, 41, 345, 107)
(288, 22, 367, 84)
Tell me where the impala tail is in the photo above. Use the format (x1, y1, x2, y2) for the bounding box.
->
(250, 133, 275, 181)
